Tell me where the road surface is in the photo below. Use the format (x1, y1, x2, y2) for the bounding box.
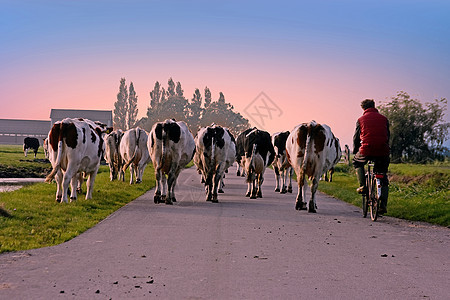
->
(0, 166, 448, 299)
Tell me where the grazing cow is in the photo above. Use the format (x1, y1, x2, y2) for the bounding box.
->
(235, 127, 254, 176)
(272, 131, 293, 194)
(194, 125, 235, 202)
(148, 119, 195, 205)
(23, 137, 40, 158)
(286, 121, 342, 212)
(45, 118, 106, 203)
(240, 128, 275, 199)
(103, 129, 124, 181)
(120, 127, 150, 184)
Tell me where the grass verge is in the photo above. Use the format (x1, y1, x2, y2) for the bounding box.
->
(0, 165, 155, 254)
(318, 162, 450, 227)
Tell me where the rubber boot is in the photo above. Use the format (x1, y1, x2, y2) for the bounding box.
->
(379, 183, 389, 214)
(355, 167, 366, 194)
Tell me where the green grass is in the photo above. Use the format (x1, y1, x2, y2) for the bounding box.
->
(0, 145, 51, 177)
(318, 162, 450, 227)
(0, 145, 155, 253)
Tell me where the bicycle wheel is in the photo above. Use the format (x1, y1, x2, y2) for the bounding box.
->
(369, 177, 379, 221)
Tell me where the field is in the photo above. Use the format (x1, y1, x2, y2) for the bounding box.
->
(1, 145, 449, 254)
(0, 145, 155, 253)
(318, 162, 450, 227)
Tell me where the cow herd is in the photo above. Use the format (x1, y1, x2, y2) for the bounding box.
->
(38, 117, 342, 212)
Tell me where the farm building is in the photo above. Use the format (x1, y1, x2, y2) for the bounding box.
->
(0, 119, 51, 145)
(50, 109, 113, 127)
(0, 109, 113, 145)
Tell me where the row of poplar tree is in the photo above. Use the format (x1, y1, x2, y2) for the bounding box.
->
(113, 77, 250, 137)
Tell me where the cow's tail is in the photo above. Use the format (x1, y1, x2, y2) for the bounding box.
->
(45, 140, 63, 183)
(300, 134, 313, 181)
(246, 143, 257, 182)
(122, 128, 140, 172)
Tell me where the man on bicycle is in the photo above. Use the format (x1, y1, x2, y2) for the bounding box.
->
(353, 99, 390, 214)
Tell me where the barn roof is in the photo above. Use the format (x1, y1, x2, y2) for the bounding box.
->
(0, 119, 51, 135)
(50, 109, 112, 121)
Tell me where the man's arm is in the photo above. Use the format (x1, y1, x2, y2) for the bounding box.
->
(353, 120, 361, 154)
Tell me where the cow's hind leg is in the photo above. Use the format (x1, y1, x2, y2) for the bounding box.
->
(70, 176, 78, 201)
(308, 178, 318, 213)
(154, 169, 162, 203)
(85, 170, 98, 200)
(274, 166, 280, 192)
(295, 176, 307, 210)
(257, 174, 264, 198)
(280, 169, 287, 194)
(55, 171, 63, 203)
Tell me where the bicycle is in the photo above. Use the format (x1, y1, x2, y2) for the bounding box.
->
(362, 162, 384, 221)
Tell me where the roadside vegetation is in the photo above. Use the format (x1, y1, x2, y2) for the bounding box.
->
(0, 145, 155, 253)
(318, 161, 450, 227)
(0, 145, 51, 177)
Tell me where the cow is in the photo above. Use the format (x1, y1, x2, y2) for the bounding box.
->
(45, 118, 106, 203)
(120, 127, 150, 184)
(218, 128, 236, 193)
(194, 124, 235, 202)
(286, 121, 342, 212)
(240, 128, 275, 199)
(23, 137, 40, 158)
(148, 119, 195, 205)
(272, 131, 293, 194)
(235, 127, 254, 176)
(103, 129, 124, 181)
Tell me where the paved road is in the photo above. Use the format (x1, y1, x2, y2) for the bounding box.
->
(0, 166, 448, 299)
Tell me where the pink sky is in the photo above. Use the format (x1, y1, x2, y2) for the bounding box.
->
(1, 1, 449, 149)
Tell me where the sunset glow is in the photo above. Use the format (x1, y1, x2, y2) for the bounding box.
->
(1, 0, 449, 148)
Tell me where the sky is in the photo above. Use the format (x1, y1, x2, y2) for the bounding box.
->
(1, 0, 449, 148)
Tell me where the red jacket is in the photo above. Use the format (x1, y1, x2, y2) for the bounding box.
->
(353, 108, 390, 156)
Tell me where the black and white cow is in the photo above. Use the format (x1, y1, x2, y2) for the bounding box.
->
(148, 119, 195, 205)
(103, 129, 124, 181)
(45, 118, 106, 203)
(240, 128, 275, 199)
(23, 137, 40, 158)
(235, 127, 254, 176)
(193, 124, 235, 202)
(286, 121, 342, 212)
(272, 131, 293, 194)
(120, 127, 150, 184)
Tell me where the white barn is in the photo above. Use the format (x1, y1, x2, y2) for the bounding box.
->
(0, 119, 51, 145)
(0, 109, 113, 145)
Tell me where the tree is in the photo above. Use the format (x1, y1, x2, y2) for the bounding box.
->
(113, 78, 128, 130)
(187, 88, 203, 131)
(127, 82, 138, 129)
(379, 91, 449, 162)
(204, 86, 212, 108)
(167, 77, 176, 97)
(139, 79, 251, 135)
(201, 92, 250, 137)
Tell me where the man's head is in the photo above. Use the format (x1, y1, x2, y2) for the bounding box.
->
(361, 99, 375, 110)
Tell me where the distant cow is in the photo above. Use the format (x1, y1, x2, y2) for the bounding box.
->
(148, 119, 195, 205)
(45, 118, 107, 203)
(286, 121, 342, 212)
(235, 127, 254, 176)
(23, 137, 40, 158)
(194, 124, 235, 202)
(272, 131, 293, 194)
(104, 129, 124, 181)
(240, 128, 275, 199)
(120, 127, 150, 184)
